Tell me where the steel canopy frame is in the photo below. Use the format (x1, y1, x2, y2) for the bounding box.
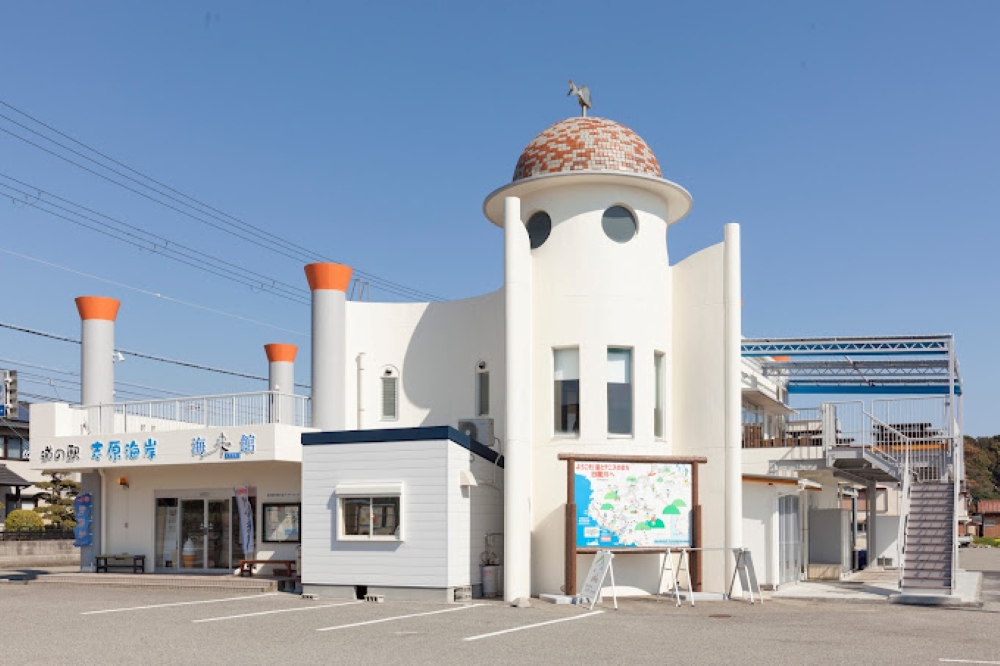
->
(741, 335, 962, 397)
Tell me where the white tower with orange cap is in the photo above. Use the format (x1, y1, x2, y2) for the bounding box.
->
(305, 263, 353, 431)
(265, 343, 298, 424)
(74, 295, 121, 570)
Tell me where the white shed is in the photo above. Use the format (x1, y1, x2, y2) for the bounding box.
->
(301, 427, 504, 601)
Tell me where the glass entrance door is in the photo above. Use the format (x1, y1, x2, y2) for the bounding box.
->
(205, 500, 227, 569)
(155, 494, 245, 572)
(175, 498, 232, 571)
(181, 500, 206, 570)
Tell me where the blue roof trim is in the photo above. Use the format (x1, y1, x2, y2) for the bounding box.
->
(302, 426, 504, 468)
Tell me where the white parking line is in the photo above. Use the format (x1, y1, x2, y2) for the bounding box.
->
(463, 610, 604, 641)
(81, 592, 281, 615)
(940, 660, 1000, 664)
(316, 604, 484, 632)
(194, 600, 363, 623)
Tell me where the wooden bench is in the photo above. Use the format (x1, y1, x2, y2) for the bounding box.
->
(238, 559, 295, 578)
(96, 553, 146, 574)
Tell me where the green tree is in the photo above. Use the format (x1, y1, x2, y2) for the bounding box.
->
(6, 509, 44, 532)
(965, 435, 1000, 502)
(34, 472, 80, 529)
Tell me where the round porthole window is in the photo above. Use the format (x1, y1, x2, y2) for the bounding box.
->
(602, 205, 637, 243)
(526, 211, 551, 249)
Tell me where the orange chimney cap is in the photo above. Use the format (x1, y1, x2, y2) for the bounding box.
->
(264, 343, 298, 363)
(304, 263, 352, 292)
(75, 296, 121, 321)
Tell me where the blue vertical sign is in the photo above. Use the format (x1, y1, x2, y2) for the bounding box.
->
(73, 493, 93, 547)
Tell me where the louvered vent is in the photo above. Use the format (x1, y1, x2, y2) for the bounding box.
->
(381, 376, 398, 421)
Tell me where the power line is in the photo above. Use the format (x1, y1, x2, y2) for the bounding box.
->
(0, 359, 187, 398)
(0, 246, 308, 338)
(0, 100, 445, 302)
(0, 320, 311, 388)
(0, 174, 311, 305)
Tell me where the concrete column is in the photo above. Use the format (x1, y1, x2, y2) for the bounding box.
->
(503, 196, 532, 603)
(723, 223, 743, 590)
(304, 263, 352, 431)
(866, 481, 877, 568)
(265, 343, 297, 425)
(74, 295, 119, 573)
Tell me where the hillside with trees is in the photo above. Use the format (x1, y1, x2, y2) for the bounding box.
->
(965, 435, 1000, 501)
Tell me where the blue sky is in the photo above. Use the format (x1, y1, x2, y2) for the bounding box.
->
(1, 2, 997, 433)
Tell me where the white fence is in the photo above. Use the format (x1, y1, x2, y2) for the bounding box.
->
(83, 392, 311, 435)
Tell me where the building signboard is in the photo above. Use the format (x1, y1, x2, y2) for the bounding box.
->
(31, 424, 296, 471)
(574, 461, 693, 548)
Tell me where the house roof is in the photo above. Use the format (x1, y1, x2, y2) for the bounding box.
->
(0, 465, 32, 487)
(978, 499, 1000, 514)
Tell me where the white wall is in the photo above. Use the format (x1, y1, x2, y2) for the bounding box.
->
(446, 444, 504, 587)
(303, 440, 449, 588)
(672, 241, 728, 591)
(742, 482, 778, 589)
(345, 291, 506, 439)
(518, 180, 675, 596)
(102, 461, 301, 570)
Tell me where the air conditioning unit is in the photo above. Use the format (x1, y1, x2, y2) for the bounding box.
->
(458, 418, 495, 448)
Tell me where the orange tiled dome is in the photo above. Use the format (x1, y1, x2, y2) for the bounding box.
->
(512, 117, 662, 182)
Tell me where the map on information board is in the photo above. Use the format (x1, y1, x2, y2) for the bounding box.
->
(575, 461, 692, 548)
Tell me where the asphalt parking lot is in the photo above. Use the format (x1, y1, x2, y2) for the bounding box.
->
(1, 577, 999, 666)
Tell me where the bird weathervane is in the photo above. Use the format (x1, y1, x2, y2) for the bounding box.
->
(568, 80, 592, 117)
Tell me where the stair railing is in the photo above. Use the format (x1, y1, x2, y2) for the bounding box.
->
(951, 416, 961, 591)
(896, 439, 912, 589)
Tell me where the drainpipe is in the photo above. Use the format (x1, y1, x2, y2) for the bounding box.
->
(98, 468, 107, 568)
(264, 344, 297, 425)
(304, 263, 352, 431)
(356, 352, 365, 430)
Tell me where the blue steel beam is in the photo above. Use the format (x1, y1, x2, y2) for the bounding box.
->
(788, 385, 962, 396)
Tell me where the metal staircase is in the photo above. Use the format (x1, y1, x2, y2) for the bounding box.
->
(900, 482, 954, 590)
(819, 399, 960, 592)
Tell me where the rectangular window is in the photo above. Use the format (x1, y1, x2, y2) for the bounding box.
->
(341, 496, 401, 539)
(554, 348, 580, 435)
(477, 371, 490, 416)
(21, 440, 28, 460)
(381, 376, 398, 421)
(5, 438, 21, 460)
(607, 348, 633, 436)
(654, 352, 665, 439)
(262, 503, 301, 543)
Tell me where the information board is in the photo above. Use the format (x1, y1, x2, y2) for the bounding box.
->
(574, 461, 692, 549)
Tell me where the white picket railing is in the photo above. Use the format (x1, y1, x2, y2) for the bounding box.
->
(82, 391, 311, 435)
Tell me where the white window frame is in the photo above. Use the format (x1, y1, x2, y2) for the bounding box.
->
(336, 483, 403, 542)
(476, 361, 490, 417)
(553, 347, 581, 437)
(607, 346, 634, 438)
(654, 351, 665, 440)
(380, 367, 399, 422)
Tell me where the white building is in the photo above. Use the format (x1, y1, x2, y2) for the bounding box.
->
(30, 111, 963, 599)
